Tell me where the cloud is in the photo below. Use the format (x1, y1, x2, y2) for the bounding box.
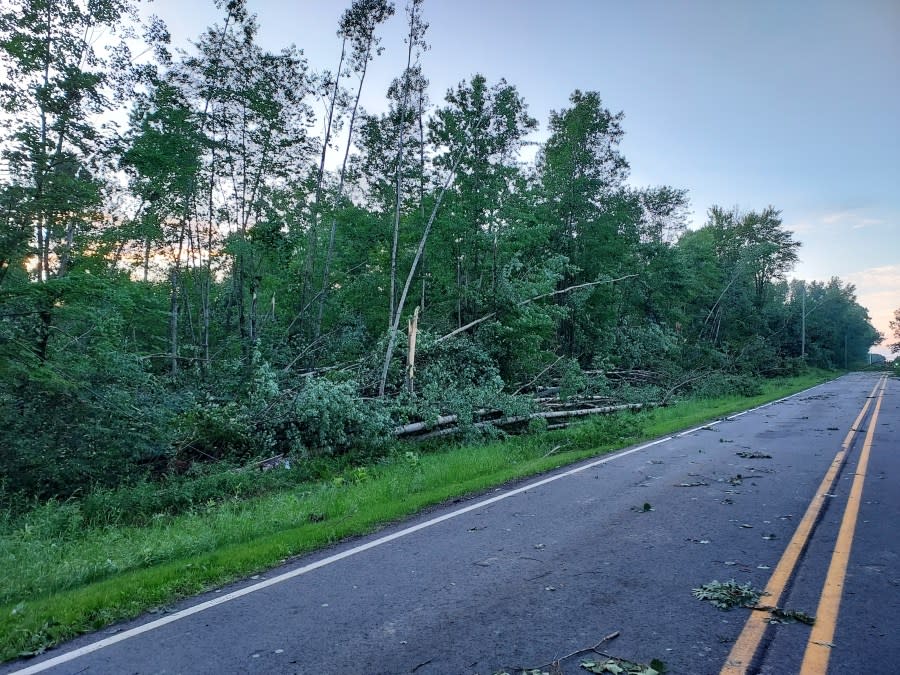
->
(820, 209, 885, 229)
(846, 264, 900, 289)
(844, 265, 900, 350)
(852, 218, 884, 229)
(786, 220, 815, 234)
(821, 210, 850, 225)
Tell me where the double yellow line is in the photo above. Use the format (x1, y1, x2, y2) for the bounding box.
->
(721, 374, 889, 674)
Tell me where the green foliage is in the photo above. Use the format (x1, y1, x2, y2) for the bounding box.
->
(581, 657, 661, 675)
(0, 274, 175, 500)
(692, 579, 764, 610)
(271, 378, 392, 457)
(0, 0, 880, 514)
(690, 373, 763, 399)
(0, 371, 830, 660)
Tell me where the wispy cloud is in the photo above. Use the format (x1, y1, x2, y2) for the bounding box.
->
(786, 220, 815, 234)
(820, 209, 885, 229)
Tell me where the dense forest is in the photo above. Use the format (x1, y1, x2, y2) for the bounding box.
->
(0, 0, 882, 503)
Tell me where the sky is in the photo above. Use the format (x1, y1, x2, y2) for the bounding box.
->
(145, 0, 899, 355)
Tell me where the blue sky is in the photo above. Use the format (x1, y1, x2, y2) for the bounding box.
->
(147, 0, 899, 354)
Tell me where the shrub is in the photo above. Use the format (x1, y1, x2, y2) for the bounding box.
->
(691, 373, 762, 398)
(266, 378, 392, 458)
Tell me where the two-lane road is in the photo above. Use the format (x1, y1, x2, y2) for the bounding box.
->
(5, 372, 897, 674)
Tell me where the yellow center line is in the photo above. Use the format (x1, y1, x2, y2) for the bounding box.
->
(799, 377, 888, 674)
(720, 375, 886, 674)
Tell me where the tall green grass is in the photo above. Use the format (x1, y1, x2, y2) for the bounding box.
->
(0, 370, 834, 661)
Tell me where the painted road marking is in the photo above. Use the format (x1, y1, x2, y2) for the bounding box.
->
(799, 376, 888, 674)
(721, 374, 886, 674)
(9, 380, 832, 675)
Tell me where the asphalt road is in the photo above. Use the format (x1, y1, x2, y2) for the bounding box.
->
(5, 372, 897, 675)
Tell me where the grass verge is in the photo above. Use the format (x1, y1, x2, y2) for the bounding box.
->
(0, 369, 836, 662)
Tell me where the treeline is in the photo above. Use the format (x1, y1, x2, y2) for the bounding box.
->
(0, 0, 881, 501)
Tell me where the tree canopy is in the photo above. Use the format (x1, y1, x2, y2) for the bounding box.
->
(0, 0, 882, 502)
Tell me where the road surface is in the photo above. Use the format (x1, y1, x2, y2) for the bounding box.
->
(5, 372, 897, 674)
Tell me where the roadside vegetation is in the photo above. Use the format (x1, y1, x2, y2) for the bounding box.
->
(0, 0, 886, 664)
(0, 370, 833, 661)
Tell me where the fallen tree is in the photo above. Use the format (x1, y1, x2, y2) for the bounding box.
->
(403, 402, 652, 441)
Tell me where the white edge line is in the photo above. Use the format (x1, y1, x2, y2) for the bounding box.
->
(8, 377, 839, 674)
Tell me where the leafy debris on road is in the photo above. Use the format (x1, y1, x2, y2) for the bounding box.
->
(693, 580, 765, 609)
(767, 607, 815, 625)
(736, 451, 772, 459)
(581, 656, 665, 674)
(494, 631, 623, 675)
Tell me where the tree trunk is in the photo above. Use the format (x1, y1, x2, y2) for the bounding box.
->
(169, 267, 180, 376)
(302, 38, 347, 333)
(389, 7, 419, 329)
(316, 36, 374, 339)
(142, 233, 151, 282)
(405, 305, 419, 393)
(57, 218, 75, 277)
(170, 221, 187, 376)
(378, 149, 464, 396)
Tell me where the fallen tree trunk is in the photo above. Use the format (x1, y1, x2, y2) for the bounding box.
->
(409, 403, 651, 441)
(538, 395, 618, 408)
(394, 394, 623, 437)
(392, 408, 503, 436)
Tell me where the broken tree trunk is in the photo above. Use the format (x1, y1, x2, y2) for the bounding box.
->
(378, 147, 466, 397)
(405, 305, 419, 393)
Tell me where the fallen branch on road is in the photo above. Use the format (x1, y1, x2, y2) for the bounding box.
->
(495, 630, 622, 675)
